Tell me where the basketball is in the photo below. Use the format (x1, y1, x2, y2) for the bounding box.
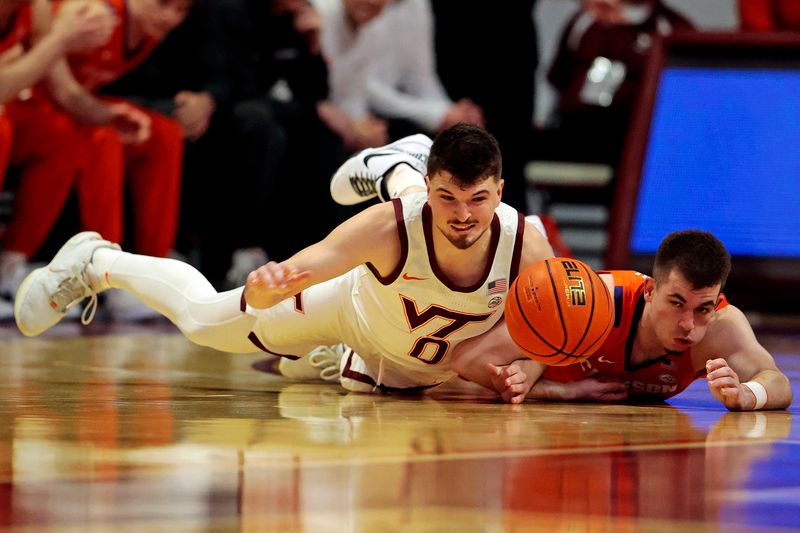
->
(505, 258, 614, 366)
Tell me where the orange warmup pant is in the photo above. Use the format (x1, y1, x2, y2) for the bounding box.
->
(0, 95, 83, 257)
(77, 103, 183, 258)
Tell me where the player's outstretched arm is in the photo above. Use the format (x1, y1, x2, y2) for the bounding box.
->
(244, 202, 400, 310)
(703, 306, 792, 410)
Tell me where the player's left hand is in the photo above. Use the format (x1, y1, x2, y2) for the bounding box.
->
(244, 261, 311, 309)
(706, 358, 754, 410)
(485, 362, 531, 404)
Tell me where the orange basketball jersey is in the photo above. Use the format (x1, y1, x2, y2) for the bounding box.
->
(0, 3, 32, 54)
(58, 0, 157, 91)
(543, 270, 729, 401)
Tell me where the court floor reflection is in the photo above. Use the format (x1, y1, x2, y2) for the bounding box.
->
(0, 328, 797, 531)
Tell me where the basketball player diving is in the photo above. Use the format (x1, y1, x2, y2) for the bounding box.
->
(14, 124, 555, 394)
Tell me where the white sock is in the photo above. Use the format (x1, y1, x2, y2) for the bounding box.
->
(385, 164, 426, 198)
(91, 248, 258, 353)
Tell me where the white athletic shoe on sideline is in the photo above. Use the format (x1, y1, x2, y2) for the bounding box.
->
(278, 344, 345, 382)
(14, 231, 120, 337)
(330, 133, 432, 205)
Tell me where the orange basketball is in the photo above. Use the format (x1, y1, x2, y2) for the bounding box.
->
(505, 257, 614, 366)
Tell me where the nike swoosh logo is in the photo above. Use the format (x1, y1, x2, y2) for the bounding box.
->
(597, 356, 614, 364)
(402, 273, 428, 281)
(363, 151, 399, 167)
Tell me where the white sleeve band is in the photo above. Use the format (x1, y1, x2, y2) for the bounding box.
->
(743, 380, 768, 410)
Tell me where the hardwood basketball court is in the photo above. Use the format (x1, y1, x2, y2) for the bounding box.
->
(0, 319, 797, 531)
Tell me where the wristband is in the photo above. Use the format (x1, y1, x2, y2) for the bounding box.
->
(743, 380, 768, 410)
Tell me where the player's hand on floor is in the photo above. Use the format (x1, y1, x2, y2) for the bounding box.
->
(244, 261, 311, 309)
(706, 358, 751, 410)
(485, 362, 531, 404)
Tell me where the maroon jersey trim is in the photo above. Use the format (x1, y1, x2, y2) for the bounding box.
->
(246, 332, 300, 359)
(340, 350, 443, 393)
(509, 211, 525, 283)
(421, 202, 500, 292)
(366, 198, 408, 285)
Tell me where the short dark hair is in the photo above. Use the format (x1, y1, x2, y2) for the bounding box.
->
(426, 124, 502, 185)
(654, 230, 731, 289)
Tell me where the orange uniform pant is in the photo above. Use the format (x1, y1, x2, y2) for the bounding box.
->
(0, 95, 83, 257)
(76, 102, 183, 258)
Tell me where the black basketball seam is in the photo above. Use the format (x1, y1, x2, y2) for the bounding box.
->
(552, 264, 614, 365)
(571, 261, 596, 355)
(511, 269, 563, 358)
(546, 259, 569, 353)
(581, 276, 615, 354)
(513, 277, 562, 357)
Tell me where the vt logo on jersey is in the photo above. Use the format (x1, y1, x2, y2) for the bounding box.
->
(400, 295, 492, 364)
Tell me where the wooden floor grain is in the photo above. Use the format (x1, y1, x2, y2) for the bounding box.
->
(0, 321, 798, 532)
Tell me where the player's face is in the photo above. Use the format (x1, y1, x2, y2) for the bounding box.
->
(425, 171, 503, 250)
(131, 0, 191, 40)
(645, 268, 721, 353)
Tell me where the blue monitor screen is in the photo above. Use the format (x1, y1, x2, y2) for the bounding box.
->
(629, 67, 800, 257)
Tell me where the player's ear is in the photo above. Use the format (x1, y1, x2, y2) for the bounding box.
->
(643, 277, 655, 302)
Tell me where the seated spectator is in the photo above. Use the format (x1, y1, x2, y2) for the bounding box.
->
(313, 0, 389, 151)
(102, 0, 250, 288)
(739, 0, 800, 31)
(316, 0, 483, 141)
(0, 0, 114, 318)
(205, 0, 360, 261)
(44, 0, 192, 319)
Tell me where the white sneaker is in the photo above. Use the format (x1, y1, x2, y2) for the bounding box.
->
(14, 231, 120, 337)
(278, 344, 345, 382)
(330, 134, 432, 205)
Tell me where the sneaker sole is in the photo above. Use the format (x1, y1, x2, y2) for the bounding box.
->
(13, 231, 103, 337)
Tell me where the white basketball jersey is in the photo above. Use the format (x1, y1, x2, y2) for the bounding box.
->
(346, 193, 525, 383)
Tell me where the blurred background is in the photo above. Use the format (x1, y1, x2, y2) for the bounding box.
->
(0, 0, 796, 319)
